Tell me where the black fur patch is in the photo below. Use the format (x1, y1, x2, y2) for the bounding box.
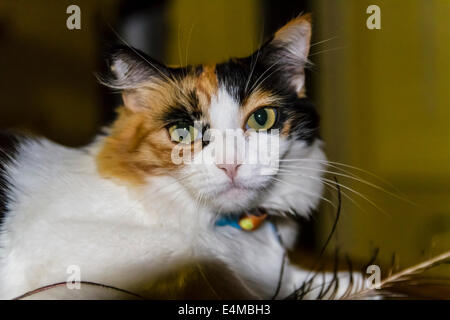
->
(0, 132, 21, 224)
(215, 58, 252, 105)
(159, 90, 203, 125)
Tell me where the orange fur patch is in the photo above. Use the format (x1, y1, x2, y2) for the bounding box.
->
(196, 64, 218, 106)
(97, 107, 177, 185)
(280, 120, 292, 137)
(97, 66, 219, 185)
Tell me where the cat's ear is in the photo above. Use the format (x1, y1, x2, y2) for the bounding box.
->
(101, 45, 171, 111)
(261, 14, 312, 94)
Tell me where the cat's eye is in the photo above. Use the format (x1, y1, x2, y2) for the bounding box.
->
(246, 107, 277, 131)
(168, 121, 201, 145)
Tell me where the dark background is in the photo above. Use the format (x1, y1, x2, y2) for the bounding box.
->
(0, 0, 449, 276)
(0, 0, 310, 146)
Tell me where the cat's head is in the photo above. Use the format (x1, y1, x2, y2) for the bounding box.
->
(98, 14, 326, 216)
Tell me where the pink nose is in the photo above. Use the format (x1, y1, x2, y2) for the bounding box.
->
(216, 164, 241, 180)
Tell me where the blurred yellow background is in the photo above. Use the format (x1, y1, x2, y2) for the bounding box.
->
(315, 0, 450, 271)
(0, 0, 448, 275)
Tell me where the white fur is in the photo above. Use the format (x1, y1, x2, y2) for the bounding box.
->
(0, 89, 358, 300)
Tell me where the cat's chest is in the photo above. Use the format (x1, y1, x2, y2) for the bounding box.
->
(0, 138, 283, 298)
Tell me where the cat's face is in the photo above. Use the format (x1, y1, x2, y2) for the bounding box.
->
(98, 14, 325, 215)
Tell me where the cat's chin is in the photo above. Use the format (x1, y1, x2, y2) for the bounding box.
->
(220, 185, 248, 198)
(204, 186, 261, 213)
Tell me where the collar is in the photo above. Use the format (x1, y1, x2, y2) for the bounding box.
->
(215, 213, 268, 231)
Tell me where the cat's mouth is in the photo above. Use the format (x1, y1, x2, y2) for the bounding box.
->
(198, 176, 273, 212)
(221, 184, 249, 197)
(216, 175, 275, 200)
(216, 181, 262, 202)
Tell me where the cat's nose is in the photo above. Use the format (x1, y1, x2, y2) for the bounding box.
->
(216, 164, 241, 180)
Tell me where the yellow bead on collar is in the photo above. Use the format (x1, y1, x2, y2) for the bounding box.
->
(238, 213, 268, 231)
(215, 212, 268, 231)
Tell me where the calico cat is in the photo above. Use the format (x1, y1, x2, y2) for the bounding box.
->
(0, 14, 361, 299)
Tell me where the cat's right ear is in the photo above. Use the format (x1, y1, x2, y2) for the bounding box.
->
(100, 45, 171, 111)
(258, 14, 312, 95)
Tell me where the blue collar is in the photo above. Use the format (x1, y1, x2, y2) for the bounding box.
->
(215, 213, 268, 231)
(215, 215, 242, 229)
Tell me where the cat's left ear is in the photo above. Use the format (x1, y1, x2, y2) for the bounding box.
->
(100, 45, 171, 111)
(261, 14, 312, 94)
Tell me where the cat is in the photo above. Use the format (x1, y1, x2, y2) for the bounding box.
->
(0, 14, 362, 299)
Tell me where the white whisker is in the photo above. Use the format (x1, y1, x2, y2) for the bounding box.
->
(270, 177, 337, 209)
(248, 59, 283, 94)
(278, 164, 414, 206)
(244, 32, 264, 95)
(308, 46, 347, 58)
(275, 171, 389, 217)
(276, 169, 368, 215)
(185, 23, 195, 70)
(278, 158, 405, 195)
(310, 36, 339, 48)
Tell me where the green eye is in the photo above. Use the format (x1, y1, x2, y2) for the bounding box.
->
(168, 121, 201, 145)
(246, 107, 277, 131)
